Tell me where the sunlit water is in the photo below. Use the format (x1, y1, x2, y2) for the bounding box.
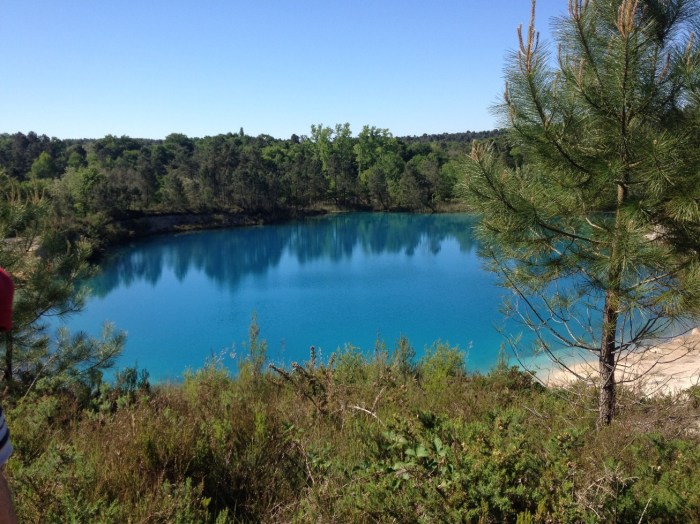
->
(58, 213, 531, 381)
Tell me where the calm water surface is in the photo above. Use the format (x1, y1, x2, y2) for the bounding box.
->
(62, 213, 524, 380)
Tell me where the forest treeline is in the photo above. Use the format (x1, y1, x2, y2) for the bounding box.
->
(0, 126, 500, 230)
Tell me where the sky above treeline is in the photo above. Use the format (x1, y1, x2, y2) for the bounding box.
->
(1, 1, 567, 140)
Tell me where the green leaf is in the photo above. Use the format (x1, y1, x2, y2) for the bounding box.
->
(415, 445, 429, 458)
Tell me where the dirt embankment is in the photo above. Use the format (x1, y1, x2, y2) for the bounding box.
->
(115, 212, 262, 238)
(115, 209, 325, 237)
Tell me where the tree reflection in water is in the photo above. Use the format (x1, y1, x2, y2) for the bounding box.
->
(89, 213, 479, 297)
(72, 212, 509, 380)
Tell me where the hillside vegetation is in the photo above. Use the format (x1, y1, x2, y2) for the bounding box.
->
(1, 119, 699, 520)
(5, 334, 700, 523)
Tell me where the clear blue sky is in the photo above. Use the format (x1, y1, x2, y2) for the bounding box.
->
(0, 1, 566, 140)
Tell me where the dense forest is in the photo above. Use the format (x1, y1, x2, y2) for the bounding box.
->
(0, 127, 499, 227)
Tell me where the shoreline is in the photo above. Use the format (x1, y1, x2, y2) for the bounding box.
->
(90, 208, 330, 262)
(538, 328, 700, 396)
(92, 205, 470, 261)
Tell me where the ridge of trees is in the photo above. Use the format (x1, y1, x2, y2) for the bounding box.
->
(398, 129, 501, 144)
(0, 126, 502, 229)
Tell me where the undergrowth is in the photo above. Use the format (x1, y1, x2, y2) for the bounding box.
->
(3, 337, 700, 523)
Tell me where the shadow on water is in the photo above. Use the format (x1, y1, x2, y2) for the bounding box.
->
(89, 213, 479, 297)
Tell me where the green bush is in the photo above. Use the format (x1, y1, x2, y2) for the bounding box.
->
(3, 337, 700, 522)
(418, 341, 466, 393)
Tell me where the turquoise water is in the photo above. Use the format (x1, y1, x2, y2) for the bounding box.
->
(60, 213, 524, 381)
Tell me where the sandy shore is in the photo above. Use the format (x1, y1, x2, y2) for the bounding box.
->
(539, 328, 700, 396)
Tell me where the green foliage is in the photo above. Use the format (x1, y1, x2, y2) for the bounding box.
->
(332, 344, 367, 385)
(54, 165, 104, 215)
(29, 151, 58, 180)
(0, 125, 479, 226)
(391, 334, 416, 380)
(0, 174, 124, 396)
(3, 344, 700, 522)
(92, 364, 151, 412)
(348, 409, 568, 521)
(462, 0, 700, 425)
(237, 313, 267, 381)
(418, 341, 466, 393)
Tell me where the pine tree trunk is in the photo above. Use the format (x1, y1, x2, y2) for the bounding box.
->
(598, 178, 627, 426)
(598, 289, 618, 426)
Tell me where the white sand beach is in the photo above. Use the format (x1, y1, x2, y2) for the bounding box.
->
(539, 328, 700, 396)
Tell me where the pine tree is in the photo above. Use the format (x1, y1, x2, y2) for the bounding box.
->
(0, 174, 124, 395)
(463, 0, 700, 425)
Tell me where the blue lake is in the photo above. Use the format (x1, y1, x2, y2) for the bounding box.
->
(60, 213, 528, 380)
